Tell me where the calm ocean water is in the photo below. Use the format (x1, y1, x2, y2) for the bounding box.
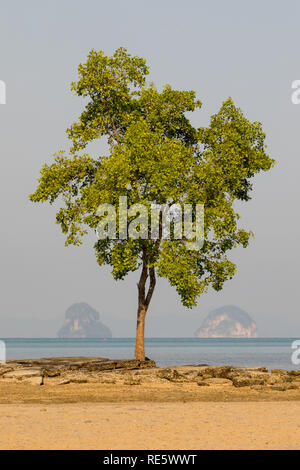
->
(1, 338, 299, 370)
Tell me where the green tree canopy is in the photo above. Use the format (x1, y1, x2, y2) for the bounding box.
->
(30, 47, 275, 360)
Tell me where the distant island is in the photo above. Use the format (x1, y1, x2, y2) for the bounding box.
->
(194, 305, 258, 338)
(57, 302, 112, 338)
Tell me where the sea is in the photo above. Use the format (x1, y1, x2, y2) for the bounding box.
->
(1, 337, 300, 371)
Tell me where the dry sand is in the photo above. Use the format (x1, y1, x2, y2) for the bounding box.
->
(0, 381, 300, 449)
(0, 401, 300, 450)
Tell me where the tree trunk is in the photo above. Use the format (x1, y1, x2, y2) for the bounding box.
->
(135, 305, 147, 361)
(134, 259, 156, 361)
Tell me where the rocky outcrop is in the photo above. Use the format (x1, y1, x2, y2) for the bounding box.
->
(0, 357, 156, 385)
(1, 358, 300, 392)
(194, 305, 258, 338)
(57, 303, 112, 338)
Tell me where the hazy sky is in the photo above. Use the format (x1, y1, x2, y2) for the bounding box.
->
(0, 0, 299, 337)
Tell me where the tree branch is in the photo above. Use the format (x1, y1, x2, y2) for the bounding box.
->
(138, 250, 148, 306)
(145, 267, 156, 307)
(112, 119, 121, 145)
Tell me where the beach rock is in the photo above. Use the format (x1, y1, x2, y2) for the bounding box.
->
(203, 378, 232, 385)
(2, 368, 43, 385)
(69, 378, 88, 384)
(1, 358, 299, 393)
(0, 367, 14, 377)
(181, 369, 200, 381)
(247, 367, 269, 373)
(267, 374, 292, 385)
(194, 305, 258, 338)
(7, 357, 108, 368)
(271, 369, 286, 374)
(6, 357, 156, 373)
(70, 359, 156, 372)
(288, 370, 300, 377)
(197, 381, 210, 386)
(270, 383, 299, 391)
(247, 371, 269, 382)
(200, 366, 234, 379)
(157, 368, 187, 382)
(231, 376, 266, 388)
(267, 375, 284, 386)
(58, 380, 71, 385)
(3, 368, 42, 380)
(26, 376, 44, 386)
(42, 368, 61, 377)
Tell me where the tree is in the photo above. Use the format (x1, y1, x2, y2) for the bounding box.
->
(29, 48, 275, 360)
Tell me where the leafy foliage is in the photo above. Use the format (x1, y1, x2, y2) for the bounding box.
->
(30, 48, 275, 307)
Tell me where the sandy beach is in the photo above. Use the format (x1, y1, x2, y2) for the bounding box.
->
(0, 401, 300, 450)
(0, 381, 300, 450)
(1, 359, 300, 449)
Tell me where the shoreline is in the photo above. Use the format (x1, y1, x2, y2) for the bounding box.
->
(0, 357, 300, 403)
(1, 358, 300, 449)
